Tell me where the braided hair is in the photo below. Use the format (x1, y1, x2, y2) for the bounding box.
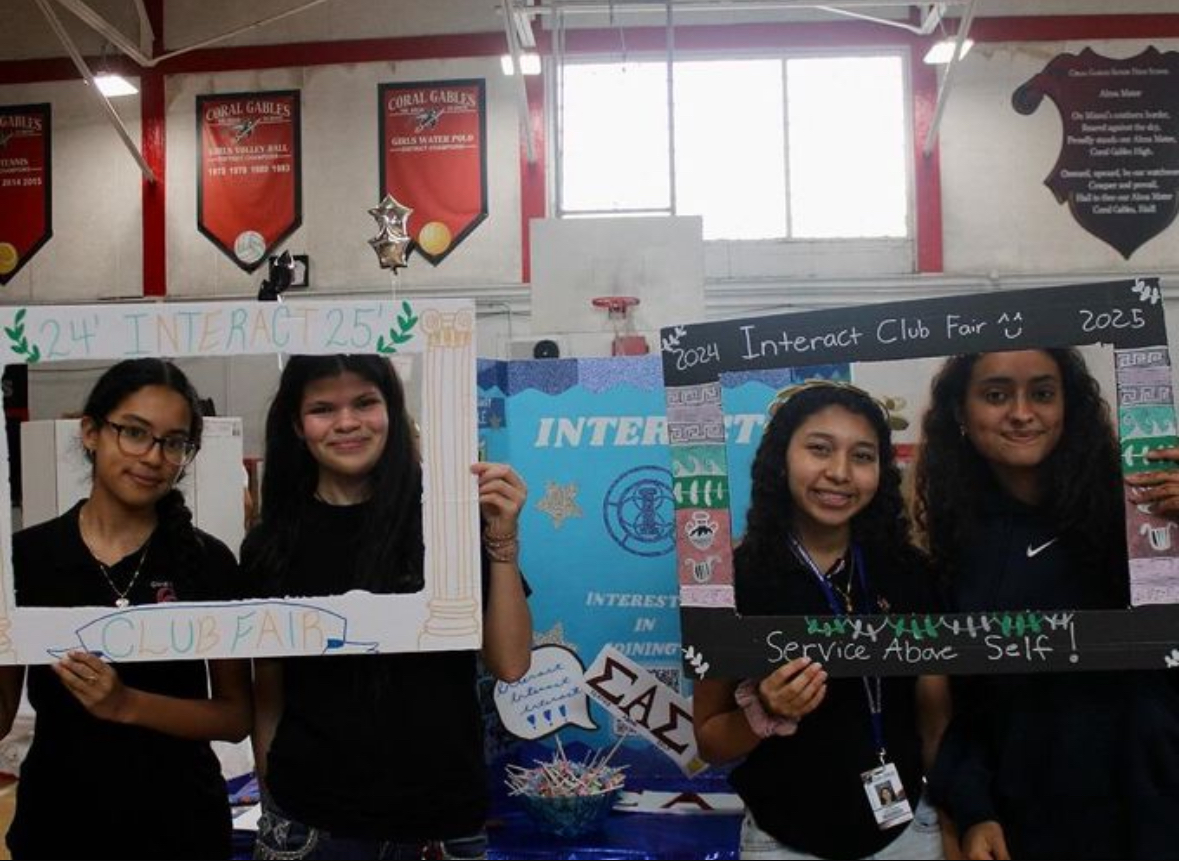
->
(81, 359, 206, 593)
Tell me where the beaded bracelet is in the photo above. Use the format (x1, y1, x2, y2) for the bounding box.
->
(483, 528, 520, 564)
(485, 540, 519, 563)
(484, 527, 518, 544)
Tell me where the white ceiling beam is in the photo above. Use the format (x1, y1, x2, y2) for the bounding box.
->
(501, 0, 537, 164)
(816, 5, 926, 33)
(132, 0, 154, 56)
(923, 0, 978, 156)
(52, 0, 152, 65)
(51, 0, 339, 68)
(509, 0, 539, 48)
(150, 0, 337, 65)
(35, 0, 156, 181)
(917, 2, 944, 34)
(528, 0, 970, 13)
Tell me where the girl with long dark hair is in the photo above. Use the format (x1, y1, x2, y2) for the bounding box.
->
(694, 381, 946, 860)
(245, 354, 531, 860)
(0, 358, 252, 859)
(916, 348, 1179, 859)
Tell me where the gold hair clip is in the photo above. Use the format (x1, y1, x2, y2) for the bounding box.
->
(768, 378, 904, 430)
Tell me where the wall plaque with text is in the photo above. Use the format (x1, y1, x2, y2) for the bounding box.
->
(1014, 47, 1179, 258)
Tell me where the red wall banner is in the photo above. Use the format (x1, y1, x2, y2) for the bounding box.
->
(379, 79, 488, 266)
(197, 90, 301, 272)
(0, 103, 52, 286)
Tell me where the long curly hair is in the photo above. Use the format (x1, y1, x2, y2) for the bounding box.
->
(244, 355, 423, 595)
(737, 384, 915, 591)
(913, 348, 1124, 584)
(82, 359, 205, 593)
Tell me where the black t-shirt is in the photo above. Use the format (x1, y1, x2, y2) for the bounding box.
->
(929, 486, 1179, 860)
(730, 541, 936, 859)
(9, 501, 239, 860)
(242, 498, 489, 841)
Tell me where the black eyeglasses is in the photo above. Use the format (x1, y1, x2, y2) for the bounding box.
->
(102, 420, 198, 466)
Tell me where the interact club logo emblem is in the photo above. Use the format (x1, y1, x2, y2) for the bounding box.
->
(602, 465, 675, 557)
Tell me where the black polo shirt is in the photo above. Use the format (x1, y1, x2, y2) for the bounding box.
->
(9, 501, 239, 859)
(730, 541, 937, 858)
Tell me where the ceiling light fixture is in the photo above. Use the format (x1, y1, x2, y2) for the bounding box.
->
(923, 38, 973, 65)
(94, 73, 138, 97)
(500, 53, 541, 76)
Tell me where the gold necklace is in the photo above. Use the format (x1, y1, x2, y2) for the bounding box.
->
(79, 510, 154, 608)
(827, 559, 856, 614)
(830, 577, 854, 614)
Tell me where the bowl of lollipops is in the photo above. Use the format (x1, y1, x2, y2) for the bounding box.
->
(505, 742, 627, 838)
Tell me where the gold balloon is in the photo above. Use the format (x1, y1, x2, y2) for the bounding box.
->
(418, 221, 452, 257)
(0, 242, 20, 275)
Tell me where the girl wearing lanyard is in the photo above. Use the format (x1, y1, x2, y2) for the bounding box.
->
(693, 381, 948, 860)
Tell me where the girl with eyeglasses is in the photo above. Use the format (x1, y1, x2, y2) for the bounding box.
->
(0, 358, 252, 859)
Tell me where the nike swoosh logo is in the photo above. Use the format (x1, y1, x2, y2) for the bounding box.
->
(1026, 537, 1058, 558)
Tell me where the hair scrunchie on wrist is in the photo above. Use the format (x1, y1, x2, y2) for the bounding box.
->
(734, 679, 798, 739)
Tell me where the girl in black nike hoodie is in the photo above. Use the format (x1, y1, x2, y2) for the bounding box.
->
(915, 348, 1179, 860)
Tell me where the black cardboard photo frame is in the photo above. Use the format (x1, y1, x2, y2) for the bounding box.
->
(662, 278, 1179, 678)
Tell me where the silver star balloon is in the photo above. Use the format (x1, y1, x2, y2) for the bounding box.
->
(368, 194, 414, 271)
(368, 194, 413, 235)
(368, 226, 412, 271)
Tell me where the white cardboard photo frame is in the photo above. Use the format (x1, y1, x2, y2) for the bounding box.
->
(0, 298, 480, 664)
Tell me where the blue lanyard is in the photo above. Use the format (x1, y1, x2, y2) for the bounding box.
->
(787, 535, 888, 762)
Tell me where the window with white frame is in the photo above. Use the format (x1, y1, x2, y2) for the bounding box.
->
(556, 54, 909, 242)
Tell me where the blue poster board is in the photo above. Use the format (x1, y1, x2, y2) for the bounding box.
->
(480, 357, 699, 788)
(478, 355, 847, 789)
(479, 355, 678, 710)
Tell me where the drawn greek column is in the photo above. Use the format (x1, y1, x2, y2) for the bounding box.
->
(418, 307, 481, 646)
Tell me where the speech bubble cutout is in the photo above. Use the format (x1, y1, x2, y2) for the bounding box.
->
(493, 644, 599, 740)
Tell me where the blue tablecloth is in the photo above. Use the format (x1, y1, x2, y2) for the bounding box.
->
(230, 743, 742, 860)
(487, 806, 741, 860)
(234, 806, 741, 861)
(487, 740, 741, 860)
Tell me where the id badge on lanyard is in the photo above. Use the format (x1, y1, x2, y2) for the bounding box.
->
(788, 535, 914, 830)
(861, 761, 914, 829)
